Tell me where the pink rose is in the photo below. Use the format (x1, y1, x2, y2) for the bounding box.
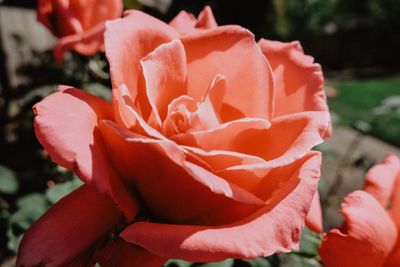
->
(37, 0, 123, 61)
(18, 6, 330, 266)
(320, 154, 400, 267)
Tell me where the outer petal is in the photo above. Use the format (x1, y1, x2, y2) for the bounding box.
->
(17, 185, 122, 267)
(363, 154, 400, 208)
(182, 26, 274, 121)
(169, 6, 217, 35)
(95, 238, 166, 267)
(33, 87, 138, 219)
(305, 192, 323, 233)
(99, 120, 263, 225)
(258, 40, 329, 121)
(319, 191, 397, 267)
(105, 10, 179, 118)
(120, 152, 321, 261)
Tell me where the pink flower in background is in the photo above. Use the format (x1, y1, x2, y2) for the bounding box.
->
(37, 0, 123, 61)
(18, 6, 330, 266)
(319, 154, 400, 267)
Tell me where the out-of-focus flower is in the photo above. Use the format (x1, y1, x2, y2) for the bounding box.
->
(319, 154, 400, 267)
(37, 0, 123, 61)
(18, 6, 330, 266)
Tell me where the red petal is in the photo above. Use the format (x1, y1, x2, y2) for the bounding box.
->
(120, 152, 321, 261)
(319, 190, 397, 267)
(95, 238, 166, 267)
(17, 185, 121, 267)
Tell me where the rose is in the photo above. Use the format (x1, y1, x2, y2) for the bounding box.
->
(37, 0, 123, 61)
(319, 154, 400, 267)
(17, 6, 330, 266)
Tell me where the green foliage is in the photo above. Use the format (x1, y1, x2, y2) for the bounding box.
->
(243, 258, 272, 267)
(124, 0, 142, 9)
(202, 259, 234, 267)
(328, 76, 400, 146)
(298, 228, 322, 256)
(45, 176, 82, 204)
(166, 259, 193, 267)
(0, 166, 18, 195)
(279, 254, 322, 267)
(7, 194, 50, 253)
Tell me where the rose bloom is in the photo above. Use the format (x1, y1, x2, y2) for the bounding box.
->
(18, 6, 330, 267)
(37, 0, 123, 61)
(319, 154, 400, 267)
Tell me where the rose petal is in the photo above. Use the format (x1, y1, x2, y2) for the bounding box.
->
(37, 0, 83, 37)
(182, 146, 264, 173)
(305, 192, 323, 233)
(105, 10, 179, 118)
(99, 120, 263, 225)
(33, 87, 139, 219)
(17, 185, 122, 267)
(181, 25, 275, 121)
(141, 39, 187, 125)
(258, 39, 328, 118)
(363, 154, 400, 208)
(169, 10, 197, 35)
(319, 190, 397, 267)
(390, 169, 400, 230)
(120, 152, 321, 261)
(195, 6, 218, 29)
(95, 238, 166, 267)
(171, 117, 271, 151)
(54, 23, 105, 62)
(72, 0, 123, 31)
(112, 85, 166, 140)
(173, 111, 328, 167)
(169, 6, 217, 35)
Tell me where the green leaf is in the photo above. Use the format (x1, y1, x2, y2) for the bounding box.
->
(165, 259, 192, 267)
(124, 0, 142, 9)
(46, 176, 83, 204)
(202, 259, 234, 267)
(7, 194, 49, 253)
(0, 165, 18, 194)
(84, 83, 112, 101)
(243, 258, 272, 267)
(279, 253, 322, 267)
(11, 193, 49, 230)
(299, 227, 322, 256)
(6, 228, 23, 254)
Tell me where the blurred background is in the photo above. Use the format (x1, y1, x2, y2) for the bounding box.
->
(0, 0, 399, 266)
